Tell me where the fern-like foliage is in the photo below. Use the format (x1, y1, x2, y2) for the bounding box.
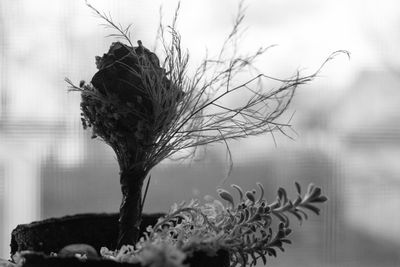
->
(121, 182, 327, 267)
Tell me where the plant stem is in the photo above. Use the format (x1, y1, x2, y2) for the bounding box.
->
(117, 168, 146, 248)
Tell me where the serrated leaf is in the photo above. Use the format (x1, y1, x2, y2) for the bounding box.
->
(256, 182, 265, 203)
(238, 251, 247, 266)
(296, 208, 309, 220)
(263, 216, 272, 228)
(301, 203, 320, 215)
(267, 248, 277, 257)
(248, 213, 261, 223)
(260, 229, 267, 237)
(308, 187, 322, 200)
(288, 209, 303, 222)
(256, 205, 264, 215)
(284, 228, 292, 236)
(312, 196, 328, 203)
(293, 195, 302, 206)
(295, 181, 301, 195)
(246, 234, 251, 244)
(275, 241, 284, 251)
(260, 253, 267, 265)
(244, 208, 250, 221)
(306, 183, 315, 196)
(272, 211, 288, 224)
(269, 201, 280, 209)
(231, 184, 244, 202)
(278, 187, 288, 203)
(281, 238, 292, 244)
(237, 211, 246, 224)
(276, 229, 285, 239)
(249, 252, 257, 266)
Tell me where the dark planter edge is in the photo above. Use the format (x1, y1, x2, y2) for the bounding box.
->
(10, 213, 230, 267)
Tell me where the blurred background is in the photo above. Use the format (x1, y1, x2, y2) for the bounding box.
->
(1, 0, 400, 266)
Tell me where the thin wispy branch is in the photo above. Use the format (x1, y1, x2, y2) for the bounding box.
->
(70, 1, 348, 176)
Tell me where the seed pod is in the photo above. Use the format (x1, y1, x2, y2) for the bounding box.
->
(217, 189, 235, 207)
(245, 191, 256, 203)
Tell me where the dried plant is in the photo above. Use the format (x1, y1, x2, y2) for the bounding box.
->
(100, 182, 327, 267)
(66, 1, 345, 248)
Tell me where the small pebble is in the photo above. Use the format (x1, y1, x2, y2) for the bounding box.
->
(58, 244, 99, 259)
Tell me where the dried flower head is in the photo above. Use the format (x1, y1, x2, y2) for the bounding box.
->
(67, 2, 347, 174)
(68, 39, 183, 173)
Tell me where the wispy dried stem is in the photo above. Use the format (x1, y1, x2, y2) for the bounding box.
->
(68, 0, 348, 194)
